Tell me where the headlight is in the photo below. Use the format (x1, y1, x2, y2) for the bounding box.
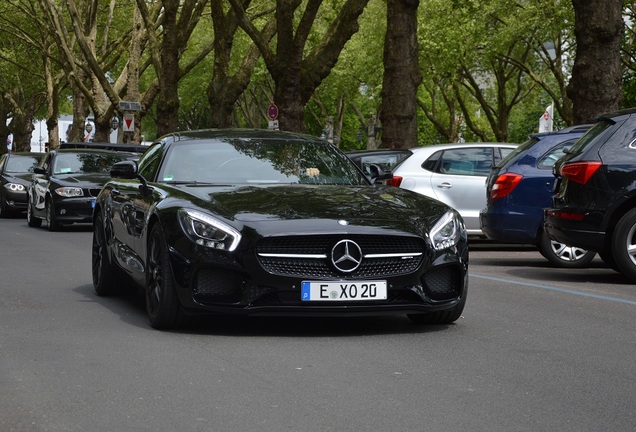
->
(177, 208, 241, 251)
(430, 211, 463, 251)
(54, 187, 84, 197)
(4, 183, 25, 192)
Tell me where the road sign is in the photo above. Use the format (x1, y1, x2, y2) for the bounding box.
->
(123, 113, 135, 132)
(267, 103, 279, 120)
(119, 101, 142, 111)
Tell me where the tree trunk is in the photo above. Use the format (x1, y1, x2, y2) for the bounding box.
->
(567, 0, 623, 124)
(379, 0, 422, 149)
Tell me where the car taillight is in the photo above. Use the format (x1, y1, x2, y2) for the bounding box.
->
(559, 161, 602, 185)
(386, 176, 403, 187)
(490, 173, 523, 201)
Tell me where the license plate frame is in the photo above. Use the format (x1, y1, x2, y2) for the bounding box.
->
(301, 280, 388, 301)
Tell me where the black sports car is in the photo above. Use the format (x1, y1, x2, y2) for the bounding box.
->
(0, 152, 43, 217)
(27, 148, 133, 231)
(92, 129, 469, 329)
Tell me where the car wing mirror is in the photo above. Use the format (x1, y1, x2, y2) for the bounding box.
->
(367, 163, 393, 184)
(33, 166, 46, 175)
(110, 160, 138, 179)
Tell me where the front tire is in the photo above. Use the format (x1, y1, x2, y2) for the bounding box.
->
(92, 213, 127, 296)
(26, 196, 42, 227)
(408, 288, 467, 325)
(611, 208, 636, 281)
(46, 198, 61, 231)
(146, 224, 183, 330)
(538, 230, 596, 268)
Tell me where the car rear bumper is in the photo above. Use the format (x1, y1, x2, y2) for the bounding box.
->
(480, 210, 541, 244)
(544, 210, 606, 252)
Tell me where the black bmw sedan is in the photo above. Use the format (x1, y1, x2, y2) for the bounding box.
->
(27, 148, 132, 231)
(0, 152, 43, 217)
(92, 129, 469, 329)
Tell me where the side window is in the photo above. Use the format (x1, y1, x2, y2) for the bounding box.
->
(138, 143, 165, 181)
(496, 147, 515, 165)
(438, 148, 493, 176)
(422, 150, 442, 172)
(537, 139, 577, 169)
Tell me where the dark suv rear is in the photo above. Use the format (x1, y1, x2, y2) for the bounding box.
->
(544, 108, 636, 280)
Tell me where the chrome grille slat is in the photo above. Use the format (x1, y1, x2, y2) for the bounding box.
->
(256, 235, 425, 278)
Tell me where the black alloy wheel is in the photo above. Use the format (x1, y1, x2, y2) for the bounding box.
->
(538, 230, 596, 268)
(146, 224, 183, 329)
(26, 196, 42, 227)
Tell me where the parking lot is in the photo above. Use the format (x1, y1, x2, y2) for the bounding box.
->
(1, 218, 634, 432)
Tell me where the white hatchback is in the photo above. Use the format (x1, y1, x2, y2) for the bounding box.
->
(387, 142, 518, 236)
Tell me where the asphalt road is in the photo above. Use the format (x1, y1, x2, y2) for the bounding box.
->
(1, 218, 634, 432)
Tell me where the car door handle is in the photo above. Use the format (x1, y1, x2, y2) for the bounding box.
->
(437, 182, 452, 189)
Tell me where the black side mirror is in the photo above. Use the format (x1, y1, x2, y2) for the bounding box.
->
(367, 163, 393, 184)
(110, 160, 138, 179)
(33, 167, 46, 175)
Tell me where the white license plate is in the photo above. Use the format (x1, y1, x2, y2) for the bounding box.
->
(301, 281, 387, 301)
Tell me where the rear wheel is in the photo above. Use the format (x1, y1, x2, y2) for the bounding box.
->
(611, 208, 636, 281)
(46, 198, 61, 231)
(408, 288, 467, 325)
(26, 197, 42, 227)
(146, 224, 183, 330)
(538, 230, 596, 268)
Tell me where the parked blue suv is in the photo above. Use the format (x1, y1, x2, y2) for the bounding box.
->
(480, 125, 595, 267)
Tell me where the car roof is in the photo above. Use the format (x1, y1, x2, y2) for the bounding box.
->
(163, 128, 325, 144)
(409, 142, 517, 153)
(60, 142, 149, 154)
(346, 148, 413, 156)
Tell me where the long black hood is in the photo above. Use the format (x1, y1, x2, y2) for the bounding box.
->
(172, 184, 453, 235)
(52, 173, 111, 188)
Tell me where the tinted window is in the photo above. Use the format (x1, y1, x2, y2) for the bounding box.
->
(138, 142, 165, 180)
(566, 120, 614, 156)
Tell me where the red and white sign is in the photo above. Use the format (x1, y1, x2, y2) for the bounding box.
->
(123, 113, 135, 132)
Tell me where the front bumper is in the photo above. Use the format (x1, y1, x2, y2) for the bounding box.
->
(3, 189, 28, 211)
(51, 196, 97, 223)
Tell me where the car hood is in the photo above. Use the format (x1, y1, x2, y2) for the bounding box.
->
(176, 184, 453, 235)
(2, 173, 31, 185)
(53, 173, 111, 187)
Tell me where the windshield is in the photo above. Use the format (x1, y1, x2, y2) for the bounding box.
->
(53, 152, 127, 175)
(494, 137, 537, 168)
(6, 155, 40, 173)
(158, 139, 370, 186)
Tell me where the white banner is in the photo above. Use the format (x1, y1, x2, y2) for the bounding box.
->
(539, 104, 554, 133)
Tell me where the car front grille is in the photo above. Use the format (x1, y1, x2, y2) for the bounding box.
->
(257, 234, 425, 278)
(88, 188, 102, 197)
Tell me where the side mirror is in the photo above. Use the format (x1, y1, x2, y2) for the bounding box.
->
(33, 167, 46, 175)
(367, 163, 393, 184)
(110, 160, 137, 179)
